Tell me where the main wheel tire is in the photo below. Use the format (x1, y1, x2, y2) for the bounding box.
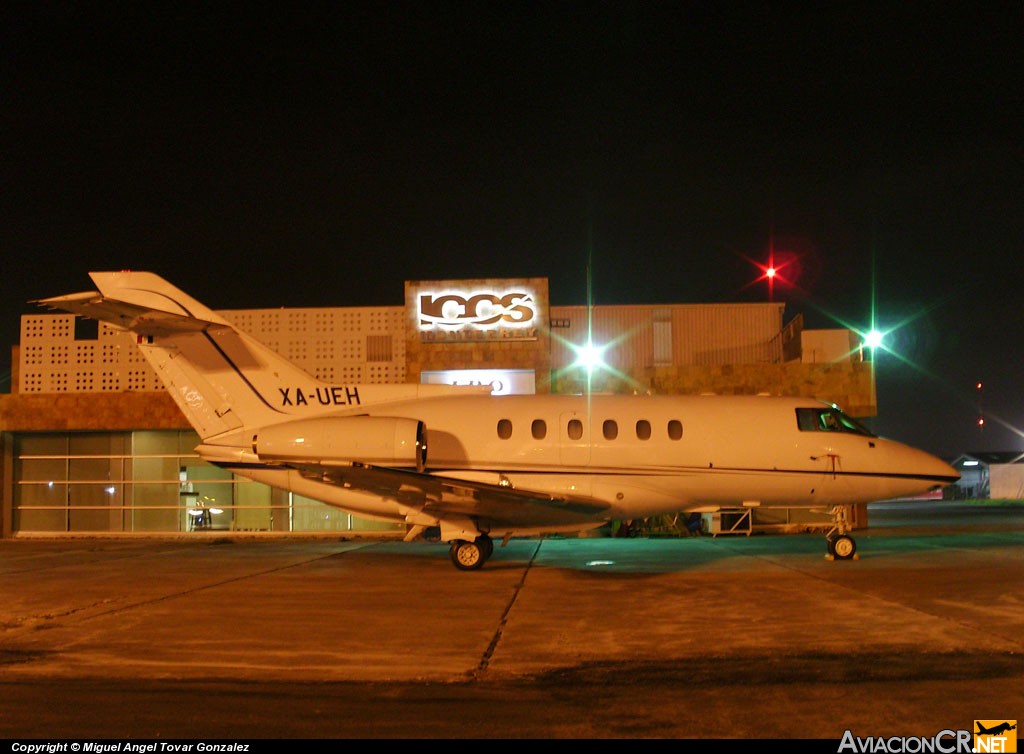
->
(831, 534, 857, 560)
(450, 540, 485, 571)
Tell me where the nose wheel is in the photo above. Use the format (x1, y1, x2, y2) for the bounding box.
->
(825, 506, 858, 560)
(827, 532, 857, 560)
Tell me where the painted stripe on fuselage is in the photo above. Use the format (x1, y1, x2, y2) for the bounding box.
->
(213, 460, 956, 486)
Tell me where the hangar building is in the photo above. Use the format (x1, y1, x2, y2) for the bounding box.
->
(0, 276, 875, 537)
(948, 452, 1024, 500)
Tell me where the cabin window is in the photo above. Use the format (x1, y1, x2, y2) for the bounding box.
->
(636, 419, 651, 440)
(531, 419, 547, 440)
(667, 420, 683, 440)
(567, 418, 583, 440)
(497, 419, 513, 439)
(603, 419, 618, 440)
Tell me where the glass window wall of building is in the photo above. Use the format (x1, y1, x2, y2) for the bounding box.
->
(12, 430, 400, 535)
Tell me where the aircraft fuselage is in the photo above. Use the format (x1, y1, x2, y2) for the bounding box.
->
(223, 393, 956, 526)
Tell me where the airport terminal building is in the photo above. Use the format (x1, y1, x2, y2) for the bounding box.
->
(0, 276, 875, 537)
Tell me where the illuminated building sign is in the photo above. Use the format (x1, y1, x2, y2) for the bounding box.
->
(417, 287, 538, 342)
(421, 369, 536, 395)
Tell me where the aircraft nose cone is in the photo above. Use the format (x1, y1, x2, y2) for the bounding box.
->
(921, 450, 960, 485)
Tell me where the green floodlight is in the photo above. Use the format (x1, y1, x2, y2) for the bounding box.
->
(864, 329, 884, 350)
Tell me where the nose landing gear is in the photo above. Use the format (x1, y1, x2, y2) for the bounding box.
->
(825, 505, 858, 560)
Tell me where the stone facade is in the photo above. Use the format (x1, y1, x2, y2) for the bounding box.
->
(0, 391, 187, 432)
(404, 277, 553, 389)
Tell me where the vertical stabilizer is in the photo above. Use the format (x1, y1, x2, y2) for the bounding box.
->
(36, 272, 492, 446)
(37, 272, 332, 442)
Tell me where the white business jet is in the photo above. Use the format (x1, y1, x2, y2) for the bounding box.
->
(37, 272, 959, 569)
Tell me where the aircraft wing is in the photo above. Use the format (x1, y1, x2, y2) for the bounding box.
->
(310, 462, 611, 530)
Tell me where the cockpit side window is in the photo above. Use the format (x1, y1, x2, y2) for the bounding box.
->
(795, 407, 875, 437)
(796, 409, 818, 432)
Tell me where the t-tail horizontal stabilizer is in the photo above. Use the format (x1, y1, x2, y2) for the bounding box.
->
(34, 271, 228, 336)
(36, 271, 326, 443)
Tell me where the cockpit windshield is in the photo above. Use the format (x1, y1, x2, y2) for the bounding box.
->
(796, 406, 875, 437)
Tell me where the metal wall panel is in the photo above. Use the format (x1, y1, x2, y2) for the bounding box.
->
(548, 303, 785, 369)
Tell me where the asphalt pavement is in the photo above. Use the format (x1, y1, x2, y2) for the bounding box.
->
(0, 500, 1021, 740)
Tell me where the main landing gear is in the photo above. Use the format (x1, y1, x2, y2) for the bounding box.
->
(449, 535, 494, 571)
(825, 505, 857, 560)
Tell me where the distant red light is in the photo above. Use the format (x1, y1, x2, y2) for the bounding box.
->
(738, 240, 801, 302)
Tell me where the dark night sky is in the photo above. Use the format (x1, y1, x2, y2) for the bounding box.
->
(2, 3, 1022, 459)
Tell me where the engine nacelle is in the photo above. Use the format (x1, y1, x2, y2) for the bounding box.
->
(253, 416, 426, 471)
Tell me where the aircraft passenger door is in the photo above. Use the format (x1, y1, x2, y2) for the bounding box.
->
(559, 411, 592, 467)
